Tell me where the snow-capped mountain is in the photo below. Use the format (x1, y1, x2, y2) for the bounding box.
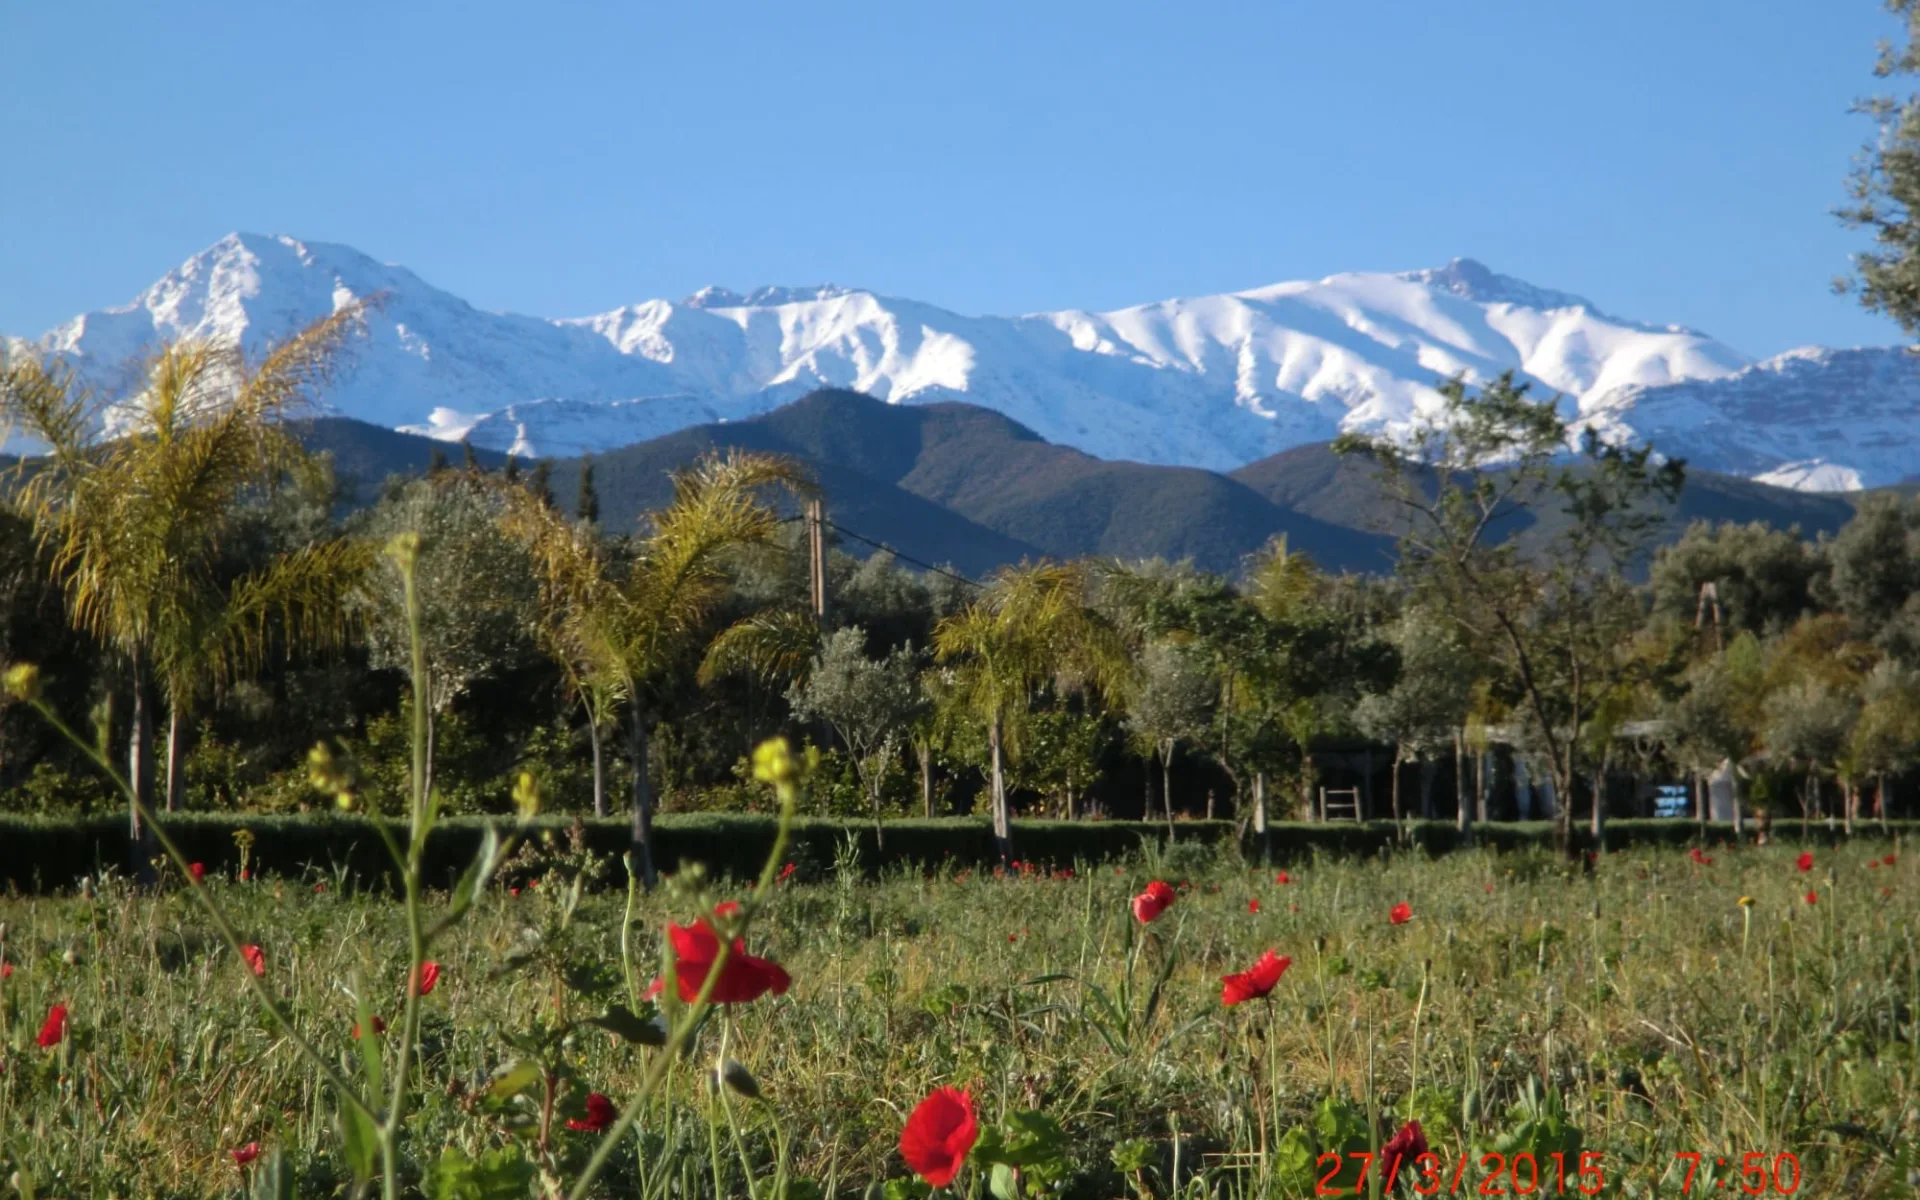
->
(7, 232, 1915, 490)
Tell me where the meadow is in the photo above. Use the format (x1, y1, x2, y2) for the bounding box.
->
(1, 833, 1912, 1199)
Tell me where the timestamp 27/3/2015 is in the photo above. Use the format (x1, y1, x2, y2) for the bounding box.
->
(1311, 1150, 1803, 1195)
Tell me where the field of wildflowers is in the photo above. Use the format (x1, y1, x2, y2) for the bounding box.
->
(1, 826, 1912, 1197)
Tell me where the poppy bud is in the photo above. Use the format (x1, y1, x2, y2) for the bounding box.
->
(712, 1058, 761, 1098)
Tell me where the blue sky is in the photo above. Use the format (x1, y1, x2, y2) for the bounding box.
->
(0, 0, 1904, 356)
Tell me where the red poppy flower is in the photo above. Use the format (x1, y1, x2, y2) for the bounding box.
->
(566, 1091, 617, 1133)
(189, 862, 206, 883)
(1805, 891, 1818, 906)
(779, 862, 797, 882)
(1381, 1121, 1429, 1189)
(1220, 950, 1291, 1005)
(352, 1015, 387, 1039)
(713, 901, 742, 918)
(241, 945, 266, 977)
(1688, 847, 1712, 866)
(413, 961, 441, 996)
(659, 919, 791, 1004)
(509, 886, 521, 896)
(1389, 902, 1413, 925)
(1132, 880, 1177, 924)
(1885, 854, 1898, 867)
(230, 1142, 261, 1166)
(900, 1086, 979, 1188)
(36, 1003, 66, 1048)
(1484, 882, 1495, 894)
(1247, 898, 1261, 914)
(239, 869, 250, 882)
(1, 961, 11, 980)
(1796, 852, 1814, 873)
(1871, 861, 1882, 870)
(313, 882, 327, 893)
(1275, 871, 1291, 885)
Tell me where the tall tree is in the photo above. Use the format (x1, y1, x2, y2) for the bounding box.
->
(933, 561, 1125, 862)
(576, 456, 600, 526)
(787, 627, 925, 847)
(527, 459, 555, 510)
(1124, 640, 1216, 827)
(1, 308, 369, 842)
(1839, 0, 1920, 334)
(1335, 371, 1683, 854)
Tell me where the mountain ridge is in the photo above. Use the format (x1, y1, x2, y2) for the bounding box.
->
(8, 231, 1916, 490)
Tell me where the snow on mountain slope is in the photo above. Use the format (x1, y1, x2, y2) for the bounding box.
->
(5, 232, 1906, 489)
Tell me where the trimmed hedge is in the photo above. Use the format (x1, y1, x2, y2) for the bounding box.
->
(0, 812, 1908, 894)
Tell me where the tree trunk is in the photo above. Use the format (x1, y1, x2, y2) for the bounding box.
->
(127, 656, 155, 877)
(1843, 780, 1855, 837)
(1418, 758, 1436, 821)
(1728, 760, 1742, 838)
(1590, 769, 1605, 845)
(1695, 772, 1707, 833)
(988, 711, 1012, 862)
(629, 708, 657, 888)
(869, 774, 887, 852)
(1253, 771, 1269, 862)
(1160, 738, 1175, 835)
(919, 742, 934, 819)
(1454, 730, 1472, 842)
(1476, 750, 1489, 823)
(164, 704, 185, 813)
(587, 710, 606, 819)
(1389, 748, 1403, 824)
(1880, 773, 1891, 835)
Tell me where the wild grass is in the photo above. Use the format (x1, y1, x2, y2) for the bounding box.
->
(0, 836, 1912, 1198)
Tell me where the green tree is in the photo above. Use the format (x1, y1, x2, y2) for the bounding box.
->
(933, 561, 1126, 862)
(1648, 520, 1823, 638)
(1353, 607, 1474, 828)
(360, 473, 537, 800)
(1335, 371, 1683, 854)
(787, 626, 925, 847)
(576, 456, 600, 525)
(1839, 0, 1920, 334)
(1, 311, 369, 844)
(1821, 495, 1920, 661)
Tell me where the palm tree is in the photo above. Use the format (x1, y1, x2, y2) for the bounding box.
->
(1, 308, 369, 842)
(933, 561, 1125, 862)
(505, 450, 812, 883)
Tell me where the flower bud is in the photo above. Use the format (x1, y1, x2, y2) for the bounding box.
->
(3, 662, 41, 702)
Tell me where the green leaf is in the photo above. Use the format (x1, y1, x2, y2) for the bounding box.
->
(1272, 1126, 1317, 1190)
(425, 1145, 537, 1200)
(335, 1090, 379, 1182)
(446, 825, 502, 925)
(487, 1060, 543, 1104)
(1016, 973, 1074, 988)
(881, 1179, 932, 1200)
(583, 1002, 668, 1046)
(988, 1162, 1021, 1200)
(248, 1149, 296, 1200)
(1110, 1138, 1155, 1173)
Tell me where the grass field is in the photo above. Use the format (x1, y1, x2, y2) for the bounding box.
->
(0, 835, 1913, 1198)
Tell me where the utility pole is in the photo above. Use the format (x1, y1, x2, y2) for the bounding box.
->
(806, 498, 828, 626)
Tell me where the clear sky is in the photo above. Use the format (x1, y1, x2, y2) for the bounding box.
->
(0, 0, 1905, 357)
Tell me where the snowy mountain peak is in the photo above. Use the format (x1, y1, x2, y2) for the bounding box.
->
(9, 234, 1916, 491)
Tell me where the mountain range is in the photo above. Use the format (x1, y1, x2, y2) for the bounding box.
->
(8, 232, 1919, 491)
(298, 389, 1861, 579)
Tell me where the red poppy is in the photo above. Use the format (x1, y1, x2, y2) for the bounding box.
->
(1805, 891, 1818, 906)
(1871, 861, 1882, 870)
(239, 869, 251, 882)
(241, 945, 266, 977)
(1796, 852, 1814, 873)
(231, 1142, 261, 1166)
(1220, 950, 1291, 1005)
(713, 901, 742, 918)
(657, 919, 791, 1004)
(1381, 1121, 1429, 1190)
(352, 1015, 387, 1039)
(1247, 898, 1261, 914)
(509, 886, 521, 896)
(1132, 880, 1177, 924)
(413, 961, 442, 997)
(900, 1086, 979, 1188)
(1885, 854, 1898, 867)
(1389, 902, 1413, 925)
(36, 1003, 66, 1048)
(1484, 882, 1495, 894)
(1275, 871, 1291, 885)
(566, 1091, 617, 1133)
(1688, 847, 1712, 866)
(313, 882, 327, 893)
(779, 862, 797, 882)
(189, 862, 206, 883)
(1, 961, 11, 980)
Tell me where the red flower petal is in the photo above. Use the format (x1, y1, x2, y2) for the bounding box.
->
(413, 961, 441, 996)
(1796, 852, 1814, 873)
(230, 1142, 261, 1166)
(566, 1091, 617, 1132)
(36, 1003, 66, 1048)
(188, 862, 206, 883)
(1381, 1121, 1429, 1189)
(665, 919, 789, 1004)
(1389, 902, 1413, 925)
(900, 1086, 979, 1187)
(1805, 891, 1819, 905)
(1220, 950, 1291, 1005)
(241, 945, 266, 977)
(1247, 898, 1260, 914)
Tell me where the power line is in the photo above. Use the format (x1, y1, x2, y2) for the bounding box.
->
(824, 518, 983, 589)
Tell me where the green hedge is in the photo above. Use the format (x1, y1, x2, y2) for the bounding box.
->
(0, 812, 1907, 894)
